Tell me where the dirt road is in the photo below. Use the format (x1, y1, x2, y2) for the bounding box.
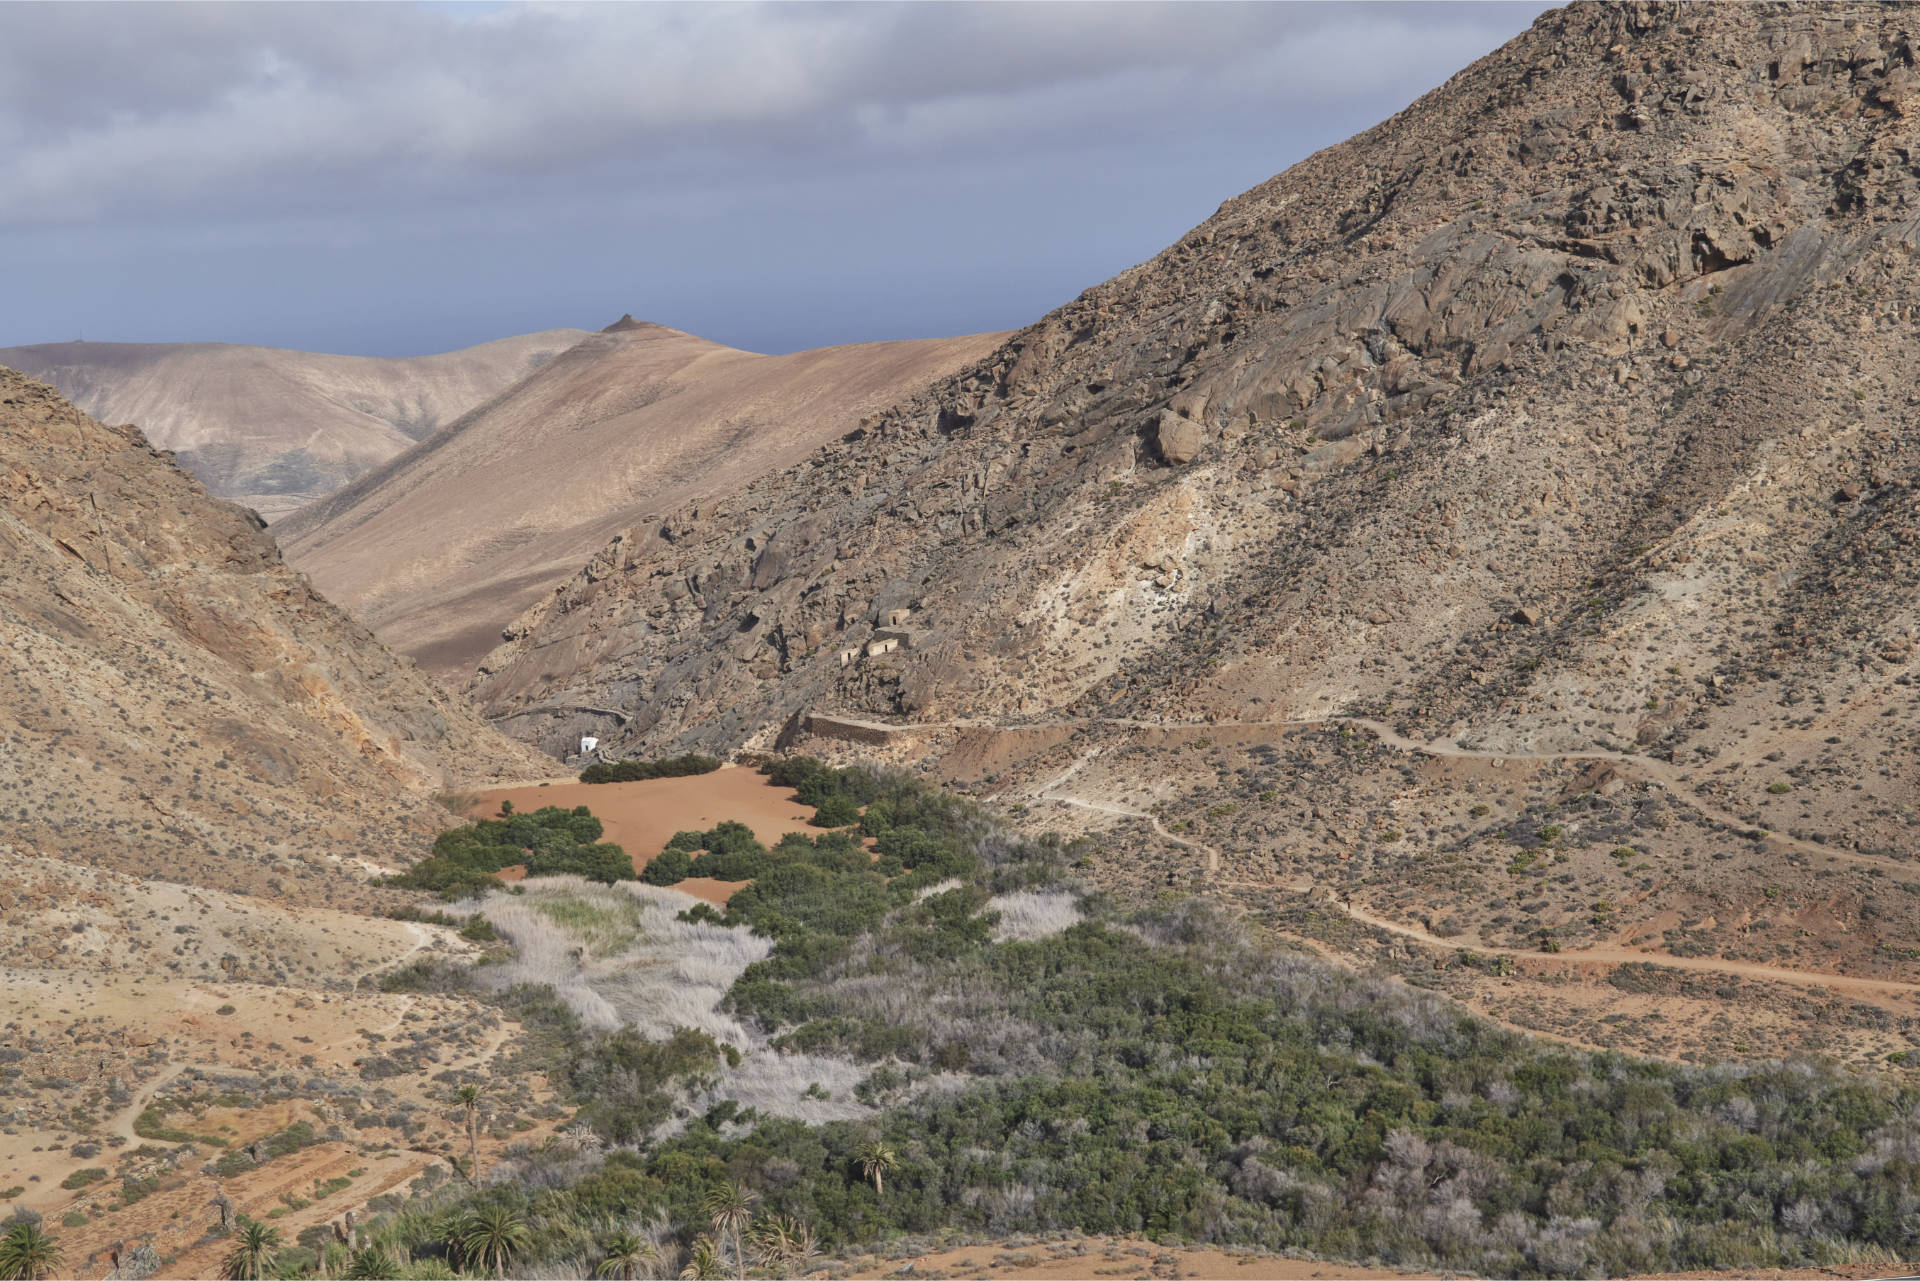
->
(991, 714, 1920, 1005)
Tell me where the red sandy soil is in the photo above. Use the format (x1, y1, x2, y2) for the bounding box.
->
(471, 764, 822, 903)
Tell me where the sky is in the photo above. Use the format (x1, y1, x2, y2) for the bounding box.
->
(0, 1, 1547, 358)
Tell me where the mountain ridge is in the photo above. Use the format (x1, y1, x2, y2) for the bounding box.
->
(278, 319, 1009, 677)
(0, 329, 591, 518)
(465, 0, 1920, 1060)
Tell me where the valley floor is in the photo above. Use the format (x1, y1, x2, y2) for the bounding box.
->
(13, 757, 1920, 1279)
(788, 714, 1920, 1069)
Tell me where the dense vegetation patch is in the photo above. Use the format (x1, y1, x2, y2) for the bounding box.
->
(352, 758, 1920, 1279)
(388, 804, 630, 898)
(579, 752, 722, 784)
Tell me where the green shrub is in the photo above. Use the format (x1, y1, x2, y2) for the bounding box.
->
(459, 915, 498, 943)
(391, 805, 631, 897)
(60, 1167, 107, 1190)
(133, 1106, 228, 1147)
(579, 754, 722, 784)
(811, 794, 860, 828)
(683, 822, 772, 881)
(565, 1027, 723, 1144)
(351, 755, 1920, 1281)
(641, 846, 692, 886)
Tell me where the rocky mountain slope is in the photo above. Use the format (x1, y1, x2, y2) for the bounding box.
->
(0, 366, 549, 907)
(0, 369, 558, 1276)
(471, 2, 1920, 1059)
(277, 319, 1006, 677)
(0, 330, 589, 518)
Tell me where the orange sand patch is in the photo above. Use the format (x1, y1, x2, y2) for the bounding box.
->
(471, 764, 819, 877)
(673, 876, 744, 906)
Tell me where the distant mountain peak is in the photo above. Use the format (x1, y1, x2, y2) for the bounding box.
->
(0, 329, 592, 519)
(601, 314, 654, 333)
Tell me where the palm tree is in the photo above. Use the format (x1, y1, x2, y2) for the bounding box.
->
(0, 1222, 63, 1281)
(456, 1205, 530, 1280)
(343, 1244, 404, 1280)
(856, 1140, 898, 1197)
(678, 1237, 725, 1281)
(451, 1084, 484, 1182)
(700, 1182, 755, 1281)
(315, 1241, 349, 1280)
(596, 1230, 658, 1281)
(748, 1215, 818, 1277)
(220, 1220, 282, 1281)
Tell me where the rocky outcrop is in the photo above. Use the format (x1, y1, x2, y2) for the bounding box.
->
(474, 2, 1920, 880)
(1153, 410, 1207, 465)
(278, 321, 1005, 676)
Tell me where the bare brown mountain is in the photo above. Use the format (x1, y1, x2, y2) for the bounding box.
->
(276, 319, 1006, 677)
(0, 365, 548, 904)
(472, 2, 1920, 1061)
(0, 330, 589, 518)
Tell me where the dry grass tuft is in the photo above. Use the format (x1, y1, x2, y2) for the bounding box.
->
(988, 890, 1082, 942)
(478, 877, 876, 1124)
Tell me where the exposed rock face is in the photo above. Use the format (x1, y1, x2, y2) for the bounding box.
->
(1153, 410, 1207, 465)
(0, 367, 548, 903)
(277, 321, 1006, 677)
(0, 331, 590, 519)
(472, 3, 1920, 1010)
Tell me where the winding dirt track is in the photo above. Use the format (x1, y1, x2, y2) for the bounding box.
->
(906, 713, 1920, 1001)
(911, 708, 1906, 874)
(1303, 889, 1920, 999)
(1036, 747, 1222, 874)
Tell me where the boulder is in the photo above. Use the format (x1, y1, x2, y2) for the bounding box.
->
(1154, 409, 1207, 465)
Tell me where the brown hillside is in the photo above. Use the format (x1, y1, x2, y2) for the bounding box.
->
(277, 320, 1007, 677)
(0, 330, 589, 518)
(0, 366, 561, 1265)
(0, 365, 548, 903)
(473, 2, 1920, 1062)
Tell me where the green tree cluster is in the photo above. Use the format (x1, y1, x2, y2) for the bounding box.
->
(390, 805, 630, 898)
(580, 753, 722, 784)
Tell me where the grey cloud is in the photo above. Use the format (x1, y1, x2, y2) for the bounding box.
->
(0, 2, 1539, 224)
(0, 1, 1545, 356)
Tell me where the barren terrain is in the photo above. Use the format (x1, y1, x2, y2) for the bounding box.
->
(279, 318, 1007, 676)
(0, 331, 588, 518)
(0, 369, 560, 1275)
(841, 1237, 1439, 1280)
(471, 2, 1920, 1065)
(0, 368, 548, 900)
(0, 842, 543, 1281)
